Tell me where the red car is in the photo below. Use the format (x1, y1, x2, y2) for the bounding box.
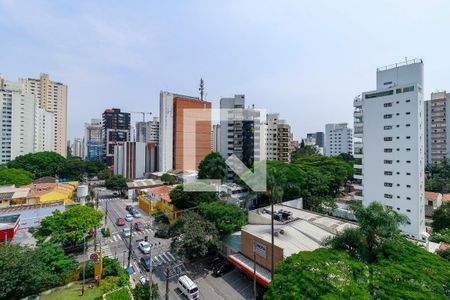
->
(116, 218, 126, 226)
(134, 222, 145, 231)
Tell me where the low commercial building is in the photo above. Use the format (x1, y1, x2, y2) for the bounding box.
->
(138, 185, 179, 222)
(0, 214, 20, 242)
(0, 186, 30, 207)
(23, 183, 75, 205)
(226, 202, 357, 287)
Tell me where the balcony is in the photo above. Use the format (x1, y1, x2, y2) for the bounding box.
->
(353, 184, 363, 190)
(354, 110, 363, 118)
(354, 174, 363, 180)
(354, 164, 363, 169)
(353, 195, 364, 201)
(353, 96, 362, 107)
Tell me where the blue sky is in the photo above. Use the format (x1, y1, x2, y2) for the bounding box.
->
(1, 0, 450, 140)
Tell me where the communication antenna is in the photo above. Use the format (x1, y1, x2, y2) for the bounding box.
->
(199, 78, 205, 101)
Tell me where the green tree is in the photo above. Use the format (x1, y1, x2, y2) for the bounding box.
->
(105, 174, 127, 191)
(0, 168, 34, 186)
(59, 157, 86, 181)
(432, 202, 450, 233)
(169, 212, 220, 259)
(198, 201, 246, 235)
(197, 151, 227, 181)
(39, 243, 77, 284)
(100, 276, 120, 293)
(34, 205, 103, 244)
(291, 144, 320, 160)
(161, 173, 177, 184)
(0, 244, 55, 300)
(98, 168, 113, 180)
(133, 282, 159, 300)
(7, 151, 65, 178)
(169, 182, 218, 209)
(85, 160, 106, 177)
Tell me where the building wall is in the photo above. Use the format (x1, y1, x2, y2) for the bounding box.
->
(35, 107, 55, 153)
(20, 73, 67, 157)
(424, 91, 449, 165)
(173, 97, 212, 171)
(103, 108, 130, 166)
(324, 123, 353, 156)
(159, 92, 174, 172)
(84, 118, 103, 161)
(240, 230, 283, 272)
(354, 59, 425, 240)
(212, 124, 221, 152)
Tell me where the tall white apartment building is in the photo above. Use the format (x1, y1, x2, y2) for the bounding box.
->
(425, 91, 450, 165)
(136, 117, 159, 143)
(72, 138, 84, 158)
(266, 113, 292, 163)
(212, 124, 221, 152)
(0, 77, 55, 163)
(353, 59, 426, 240)
(324, 123, 353, 156)
(20, 73, 68, 157)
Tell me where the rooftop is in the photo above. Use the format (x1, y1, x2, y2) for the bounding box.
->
(376, 58, 423, 72)
(0, 214, 20, 230)
(127, 179, 163, 189)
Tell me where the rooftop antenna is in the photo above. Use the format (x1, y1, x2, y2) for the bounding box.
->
(405, 56, 408, 63)
(199, 78, 205, 101)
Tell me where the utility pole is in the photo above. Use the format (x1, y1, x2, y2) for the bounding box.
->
(104, 200, 108, 227)
(253, 249, 257, 300)
(148, 246, 153, 300)
(165, 266, 170, 300)
(82, 235, 87, 292)
(271, 194, 274, 280)
(94, 191, 99, 252)
(127, 223, 133, 269)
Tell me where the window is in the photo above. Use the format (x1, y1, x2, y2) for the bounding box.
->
(406, 209, 411, 212)
(384, 125, 392, 130)
(384, 102, 393, 107)
(384, 114, 392, 119)
(406, 124, 411, 127)
(384, 160, 392, 164)
(403, 86, 414, 93)
(406, 136, 411, 139)
(396, 113, 400, 116)
(406, 197, 411, 200)
(396, 89, 402, 94)
(406, 172, 411, 175)
(406, 112, 411, 115)
(366, 90, 394, 99)
(384, 194, 393, 199)
(406, 185, 411, 188)
(396, 172, 400, 175)
(406, 160, 411, 163)
(384, 171, 393, 175)
(384, 148, 393, 153)
(384, 182, 393, 187)
(396, 148, 400, 151)
(406, 99, 411, 103)
(406, 148, 411, 151)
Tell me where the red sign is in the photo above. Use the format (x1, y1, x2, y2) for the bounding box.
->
(90, 253, 100, 264)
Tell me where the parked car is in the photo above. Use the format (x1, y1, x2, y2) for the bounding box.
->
(134, 222, 145, 231)
(122, 227, 131, 237)
(132, 210, 142, 218)
(177, 275, 199, 299)
(139, 276, 146, 285)
(139, 241, 151, 254)
(113, 192, 119, 196)
(140, 256, 152, 271)
(125, 214, 133, 222)
(213, 261, 233, 277)
(126, 205, 133, 211)
(208, 256, 225, 270)
(116, 218, 125, 226)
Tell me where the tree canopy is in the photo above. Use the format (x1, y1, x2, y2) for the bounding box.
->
(197, 151, 227, 181)
(0, 168, 34, 186)
(105, 174, 127, 191)
(169, 182, 218, 209)
(432, 202, 450, 233)
(161, 173, 177, 184)
(198, 201, 246, 235)
(34, 205, 103, 244)
(7, 151, 65, 178)
(425, 160, 450, 193)
(169, 212, 220, 259)
(291, 144, 320, 160)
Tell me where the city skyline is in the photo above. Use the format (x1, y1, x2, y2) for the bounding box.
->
(2, 1, 450, 140)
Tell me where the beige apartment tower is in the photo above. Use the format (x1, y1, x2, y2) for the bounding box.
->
(20, 73, 68, 157)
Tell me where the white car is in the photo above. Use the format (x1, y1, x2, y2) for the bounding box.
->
(139, 241, 151, 254)
(125, 214, 133, 222)
(139, 276, 146, 285)
(132, 210, 142, 218)
(122, 227, 131, 237)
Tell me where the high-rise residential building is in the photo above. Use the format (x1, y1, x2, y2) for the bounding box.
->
(84, 118, 103, 161)
(266, 113, 292, 163)
(72, 138, 84, 158)
(220, 95, 266, 179)
(20, 73, 67, 157)
(159, 92, 212, 172)
(103, 108, 130, 166)
(136, 117, 159, 143)
(0, 77, 55, 163)
(212, 124, 221, 152)
(114, 141, 146, 179)
(324, 123, 353, 156)
(353, 59, 426, 240)
(425, 91, 450, 165)
(306, 132, 324, 148)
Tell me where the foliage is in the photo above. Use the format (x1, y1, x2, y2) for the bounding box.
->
(59, 157, 86, 181)
(425, 160, 450, 193)
(100, 276, 120, 293)
(83, 258, 128, 285)
(34, 205, 103, 244)
(155, 223, 170, 238)
(161, 173, 177, 184)
(98, 168, 113, 180)
(39, 282, 103, 300)
(169, 212, 220, 259)
(429, 228, 450, 244)
(432, 202, 450, 233)
(106, 287, 132, 300)
(7, 151, 65, 178)
(266, 239, 450, 299)
(102, 227, 111, 237)
(0, 244, 76, 300)
(197, 151, 227, 181)
(436, 249, 450, 262)
(133, 282, 159, 300)
(198, 201, 246, 235)
(291, 144, 320, 160)
(105, 174, 127, 191)
(327, 202, 407, 262)
(169, 183, 218, 209)
(0, 168, 34, 186)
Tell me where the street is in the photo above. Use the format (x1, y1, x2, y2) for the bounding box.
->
(94, 188, 259, 299)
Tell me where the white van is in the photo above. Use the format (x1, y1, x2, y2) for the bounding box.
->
(177, 275, 199, 299)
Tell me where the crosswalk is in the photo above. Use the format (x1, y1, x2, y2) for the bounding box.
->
(102, 245, 113, 258)
(152, 251, 177, 267)
(106, 228, 153, 244)
(97, 197, 121, 202)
